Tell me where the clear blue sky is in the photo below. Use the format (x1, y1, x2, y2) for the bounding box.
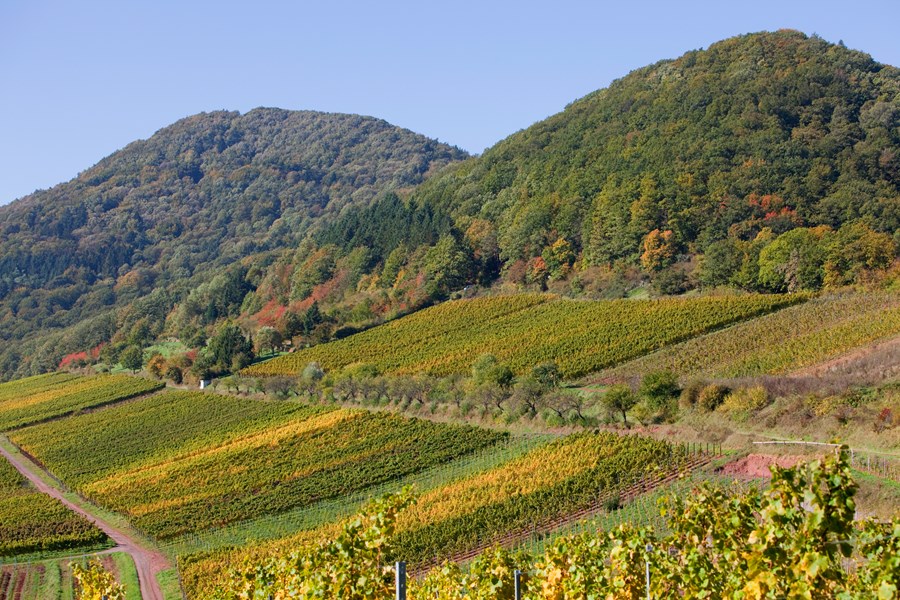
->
(1, 0, 899, 204)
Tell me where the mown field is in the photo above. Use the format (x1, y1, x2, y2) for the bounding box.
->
(245, 293, 802, 379)
(180, 431, 693, 598)
(0, 458, 108, 558)
(0, 373, 162, 431)
(11, 390, 505, 540)
(597, 291, 900, 381)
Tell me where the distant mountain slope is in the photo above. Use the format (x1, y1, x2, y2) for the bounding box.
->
(415, 30, 899, 252)
(0, 109, 466, 378)
(320, 30, 899, 296)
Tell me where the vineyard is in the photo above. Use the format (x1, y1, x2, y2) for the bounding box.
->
(598, 291, 900, 380)
(180, 432, 699, 598)
(245, 293, 801, 379)
(0, 373, 162, 431)
(10, 390, 319, 486)
(0, 373, 79, 404)
(161, 435, 553, 558)
(11, 391, 504, 540)
(202, 450, 900, 599)
(0, 457, 108, 558)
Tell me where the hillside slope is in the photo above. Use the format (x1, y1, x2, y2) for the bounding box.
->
(0, 109, 466, 378)
(314, 30, 899, 302)
(218, 31, 900, 368)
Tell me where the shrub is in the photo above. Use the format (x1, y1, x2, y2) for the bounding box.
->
(720, 385, 770, 415)
(165, 365, 183, 384)
(639, 371, 680, 410)
(146, 354, 167, 378)
(697, 384, 730, 412)
(679, 380, 706, 408)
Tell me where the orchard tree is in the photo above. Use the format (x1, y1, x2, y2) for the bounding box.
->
(602, 384, 638, 425)
(531, 362, 561, 388)
(471, 354, 514, 390)
(255, 326, 282, 356)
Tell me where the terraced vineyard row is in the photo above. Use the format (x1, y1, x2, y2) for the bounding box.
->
(598, 291, 900, 380)
(161, 435, 553, 558)
(246, 293, 802, 379)
(0, 373, 163, 431)
(11, 390, 505, 540)
(180, 432, 696, 598)
(0, 456, 108, 557)
(410, 449, 714, 575)
(0, 373, 79, 404)
(11, 391, 319, 486)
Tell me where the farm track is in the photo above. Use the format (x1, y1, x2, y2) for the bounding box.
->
(411, 453, 714, 576)
(0, 439, 169, 600)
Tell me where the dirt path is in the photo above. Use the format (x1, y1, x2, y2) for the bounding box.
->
(0, 440, 170, 600)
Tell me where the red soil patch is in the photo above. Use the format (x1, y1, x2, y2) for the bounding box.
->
(720, 454, 811, 478)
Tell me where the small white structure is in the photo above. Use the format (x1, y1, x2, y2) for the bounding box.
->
(199, 379, 212, 389)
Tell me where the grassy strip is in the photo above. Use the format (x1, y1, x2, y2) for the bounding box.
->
(156, 568, 184, 600)
(111, 552, 141, 600)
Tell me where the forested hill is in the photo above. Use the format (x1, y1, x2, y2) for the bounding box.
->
(0, 109, 466, 378)
(318, 30, 899, 299)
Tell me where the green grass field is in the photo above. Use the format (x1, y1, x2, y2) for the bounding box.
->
(245, 293, 802, 379)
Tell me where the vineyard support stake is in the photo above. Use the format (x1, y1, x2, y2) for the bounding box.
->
(514, 569, 523, 600)
(645, 543, 653, 599)
(395, 561, 407, 600)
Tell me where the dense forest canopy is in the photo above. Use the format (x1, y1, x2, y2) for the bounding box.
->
(345, 30, 900, 288)
(1, 30, 899, 381)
